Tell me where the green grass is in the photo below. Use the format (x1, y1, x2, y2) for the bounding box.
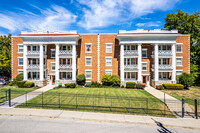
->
(0, 85, 37, 103)
(18, 87, 173, 117)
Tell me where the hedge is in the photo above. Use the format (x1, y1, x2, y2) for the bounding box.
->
(16, 81, 26, 88)
(65, 83, 76, 88)
(76, 74, 85, 85)
(156, 85, 164, 90)
(136, 83, 145, 89)
(126, 82, 136, 88)
(162, 84, 184, 90)
(24, 82, 35, 88)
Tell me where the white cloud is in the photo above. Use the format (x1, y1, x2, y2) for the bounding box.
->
(0, 5, 77, 33)
(77, 0, 179, 29)
(136, 21, 162, 27)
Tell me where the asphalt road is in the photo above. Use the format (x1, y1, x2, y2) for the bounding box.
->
(0, 116, 199, 133)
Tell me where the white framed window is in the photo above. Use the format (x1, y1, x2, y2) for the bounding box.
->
(142, 49, 147, 58)
(159, 72, 168, 80)
(85, 70, 92, 79)
(176, 70, 183, 76)
(142, 62, 147, 71)
(18, 57, 23, 66)
(85, 57, 92, 66)
(51, 62, 55, 71)
(106, 57, 112, 66)
(51, 49, 55, 58)
(124, 45, 136, 50)
(159, 58, 169, 65)
(124, 58, 136, 65)
(60, 72, 72, 79)
(18, 44, 23, 53)
(124, 72, 136, 79)
(105, 70, 112, 75)
(85, 43, 92, 53)
(159, 45, 168, 50)
(176, 57, 183, 66)
(106, 43, 112, 53)
(176, 44, 182, 53)
(18, 69, 23, 74)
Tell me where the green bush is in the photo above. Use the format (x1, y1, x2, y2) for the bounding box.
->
(16, 73, 24, 81)
(112, 75, 121, 87)
(85, 85, 96, 88)
(126, 82, 136, 88)
(24, 82, 35, 88)
(102, 75, 121, 87)
(65, 83, 76, 88)
(121, 85, 124, 88)
(136, 83, 145, 89)
(16, 81, 26, 88)
(178, 73, 195, 89)
(156, 85, 164, 90)
(162, 84, 184, 90)
(91, 81, 102, 87)
(76, 74, 86, 85)
(8, 82, 13, 86)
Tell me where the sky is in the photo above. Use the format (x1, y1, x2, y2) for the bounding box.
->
(0, 0, 199, 35)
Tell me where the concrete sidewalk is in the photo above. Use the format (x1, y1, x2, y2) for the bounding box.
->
(145, 86, 194, 118)
(0, 85, 55, 108)
(0, 108, 199, 130)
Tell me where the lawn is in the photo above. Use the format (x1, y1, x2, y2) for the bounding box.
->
(162, 86, 200, 114)
(0, 85, 37, 103)
(18, 87, 173, 117)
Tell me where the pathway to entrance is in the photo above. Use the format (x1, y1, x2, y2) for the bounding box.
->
(0, 84, 55, 108)
(144, 86, 194, 118)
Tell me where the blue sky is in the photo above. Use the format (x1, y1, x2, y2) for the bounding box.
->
(0, 0, 199, 35)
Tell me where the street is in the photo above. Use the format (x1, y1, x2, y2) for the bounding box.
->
(0, 116, 199, 133)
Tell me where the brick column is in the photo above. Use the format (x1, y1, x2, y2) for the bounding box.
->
(171, 43, 176, 82)
(137, 43, 142, 83)
(55, 44, 60, 80)
(72, 44, 77, 81)
(154, 43, 159, 81)
(40, 44, 44, 80)
(23, 44, 27, 80)
(120, 44, 124, 82)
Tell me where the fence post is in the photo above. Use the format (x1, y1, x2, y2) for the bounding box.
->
(58, 93, 60, 108)
(76, 93, 77, 110)
(25, 91, 27, 106)
(42, 92, 43, 108)
(164, 93, 166, 116)
(182, 98, 184, 118)
(129, 96, 130, 113)
(93, 94, 94, 112)
(5, 90, 7, 101)
(146, 98, 148, 114)
(195, 99, 198, 119)
(8, 89, 11, 107)
(110, 96, 112, 112)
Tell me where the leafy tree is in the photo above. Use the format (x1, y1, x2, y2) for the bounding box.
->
(76, 74, 85, 85)
(179, 73, 195, 89)
(164, 9, 200, 81)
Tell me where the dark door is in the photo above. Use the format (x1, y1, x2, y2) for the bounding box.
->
(52, 75, 55, 85)
(142, 76, 147, 85)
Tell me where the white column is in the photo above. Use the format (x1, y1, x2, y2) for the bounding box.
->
(120, 44, 124, 82)
(40, 44, 44, 80)
(137, 43, 142, 82)
(23, 44, 27, 80)
(171, 43, 176, 82)
(154, 43, 159, 81)
(55, 44, 60, 80)
(72, 44, 77, 81)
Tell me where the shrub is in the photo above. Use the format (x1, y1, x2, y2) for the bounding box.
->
(156, 85, 164, 90)
(16, 81, 26, 88)
(121, 85, 124, 88)
(136, 83, 145, 89)
(91, 81, 102, 87)
(162, 84, 184, 90)
(112, 75, 121, 87)
(178, 73, 195, 89)
(8, 82, 13, 86)
(16, 73, 24, 81)
(102, 74, 112, 86)
(24, 82, 35, 88)
(65, 83, 76, 88)
(126, 82, 136, 88)
(58, 82, 62, 88)
(76, 74, 86, 85)
(85, 85, 96, 88)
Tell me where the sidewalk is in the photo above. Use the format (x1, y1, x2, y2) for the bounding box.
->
(0, 107, 199, 130)
(0, 85, 55, 108)
(145, 86, 194, 118)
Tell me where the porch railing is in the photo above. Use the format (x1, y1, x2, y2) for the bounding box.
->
(124, 50, 138, 56)
(158, 50, 172, 56)
(59, 50, 72, 55)
(27, 64, 40, 69)
(124, 64, 138, 70)
(158, 64, 172, 69)
(59, 64, 72, 69)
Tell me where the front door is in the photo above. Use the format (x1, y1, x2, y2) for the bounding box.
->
(142, 76, 147, 85)
(52, 75, 55, 85)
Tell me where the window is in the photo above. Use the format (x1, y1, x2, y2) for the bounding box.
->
(124, 58, 136, 65)
(176, 57, 183, 66)
(159, 72, 168, 80)
(159, 45, 168, 50)
(32, 46, 39, 51)
(176, 45, 182, 53)
(85, 57, 92, 66)
(85, 70, 92, 79)
(85, 44, 92, 53)
(18, 70, 23, 74)
(142, 62, 147, 71)
(105, 70, 112, 75)
(106, 57, 112, 66)
(67, 59, 71, 64)
(18, 58, 23, 66)
(62, 59, 66, 64)
(176, 70, 183, 76)
(106, 43, 112, 53)
(18, 45, 23, 53)
(159, 58, 168, 65)
(51, 62, 55, 71)
(142, 49, 147, 58)
(67, 45, 72, 51)
(124, 45, 136, 50)
(62, 46, 66, 50)
(51, 49, 55, 58)
(124, 72, 136, 79)
(32, 59, 39, 65)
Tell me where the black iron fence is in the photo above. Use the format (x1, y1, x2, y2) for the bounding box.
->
(0, 89, 199, 119)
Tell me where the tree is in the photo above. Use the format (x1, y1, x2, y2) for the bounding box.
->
(179, 73, 195, 89)
(164, 9, 200, 82)
(0, 34, 11, 77)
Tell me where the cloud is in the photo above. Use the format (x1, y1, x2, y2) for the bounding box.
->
(0, 5, 77, 33)
(77, 0, 179, 29)
(136, 21, 162, 27)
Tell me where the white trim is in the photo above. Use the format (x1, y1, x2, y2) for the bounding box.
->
(17, 44, 23, 45)
(85, 57, 92, 66)
(18, 57, 23, 66)
(105, 57, 112, 66)
(176, 44, 183, 53)
(105, 69, 112, 75)
(51, 62, 56, 71)
(176, 70, 183, 75)
(176, 43, 183, 45)
(18, 45, 24, 53)
(106, 43, 112, 53)
(85, 43, 92, 45)
(85, 70, 92, 79)
(18, 69, 23, 74)
(176, 57, 183, 66)
(142, 62, 148, 71)
(85, 43, 92, 53)
(97, 35, 100, 82)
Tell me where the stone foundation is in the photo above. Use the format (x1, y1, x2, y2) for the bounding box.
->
(55, 80, 76, 86)
(27, 80, 47, 87)
(151, 80, 176, 87)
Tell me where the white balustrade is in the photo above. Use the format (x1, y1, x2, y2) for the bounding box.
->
(158, 50, 172, 56)
(124, 50, 138, 56)
(27, 64, 40, 69)
(159, 64, 172, 69)
(59, 50, 72, 55)
(124, 64, 138, 70)
(27, 50, 40, 55)
(59, 64, 72, 69)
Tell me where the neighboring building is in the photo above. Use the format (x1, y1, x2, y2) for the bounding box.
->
(12, 29, 190, 87)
